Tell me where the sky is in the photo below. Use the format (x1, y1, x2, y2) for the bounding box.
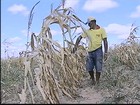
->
(1, 0, 140, 59)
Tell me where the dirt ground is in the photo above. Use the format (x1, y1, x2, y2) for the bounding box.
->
(60, 85, 104, 104)
(59, 73, 106, 104)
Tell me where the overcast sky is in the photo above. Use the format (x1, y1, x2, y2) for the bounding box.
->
(1, 0, 140, 58)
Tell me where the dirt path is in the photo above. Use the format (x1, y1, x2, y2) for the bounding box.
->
(60, 74, 104, 104)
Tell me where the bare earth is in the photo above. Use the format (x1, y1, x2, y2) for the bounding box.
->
(60, 74, 105, 104)
(61, 87, 103, 104)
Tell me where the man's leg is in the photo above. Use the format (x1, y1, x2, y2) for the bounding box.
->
(96, 72, 101, 84)
(88, 71, 96, 85)
(95, 47, 103, 85)
(86, 53, 95, 85)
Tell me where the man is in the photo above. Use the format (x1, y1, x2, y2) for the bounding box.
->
(73, 17, 108, 85)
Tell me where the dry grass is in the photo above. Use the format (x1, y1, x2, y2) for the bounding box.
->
(100, 26, 140, 104)
(1, 58, 24, 103)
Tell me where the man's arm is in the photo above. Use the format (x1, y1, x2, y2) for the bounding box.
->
(103, 38, 108, 61)
(103, 38, 108, 53)
(73, 36, 82, 53)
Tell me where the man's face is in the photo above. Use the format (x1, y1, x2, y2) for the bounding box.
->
(89, 20, 96, 28)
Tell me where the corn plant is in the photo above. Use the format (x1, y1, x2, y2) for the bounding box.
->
(18, 1, 87, 104)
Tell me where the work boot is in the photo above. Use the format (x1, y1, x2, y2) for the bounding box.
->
(88, 71, 96, 85)
(96, 72, 101, 84)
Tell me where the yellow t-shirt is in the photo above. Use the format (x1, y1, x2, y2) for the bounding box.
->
(81, 28, 107, 52)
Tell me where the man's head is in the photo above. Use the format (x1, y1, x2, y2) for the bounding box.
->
(87, 17, 96, 24)
(87, 17, 96, 28)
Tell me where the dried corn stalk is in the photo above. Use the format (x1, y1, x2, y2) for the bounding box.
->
(108, 25, 140, 70)
(19, 1, 87, 104)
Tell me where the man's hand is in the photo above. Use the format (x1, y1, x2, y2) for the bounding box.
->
(72, 36, 82, 53)
(72, 46, 77, 53)
(104, 53, 108, 61)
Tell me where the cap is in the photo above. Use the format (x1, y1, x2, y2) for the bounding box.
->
(87, 17, 96, 24)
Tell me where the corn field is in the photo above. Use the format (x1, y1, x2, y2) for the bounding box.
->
(1, 1, 140, 104)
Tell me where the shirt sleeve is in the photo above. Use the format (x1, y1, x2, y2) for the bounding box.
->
(101, 28, 107, 39)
